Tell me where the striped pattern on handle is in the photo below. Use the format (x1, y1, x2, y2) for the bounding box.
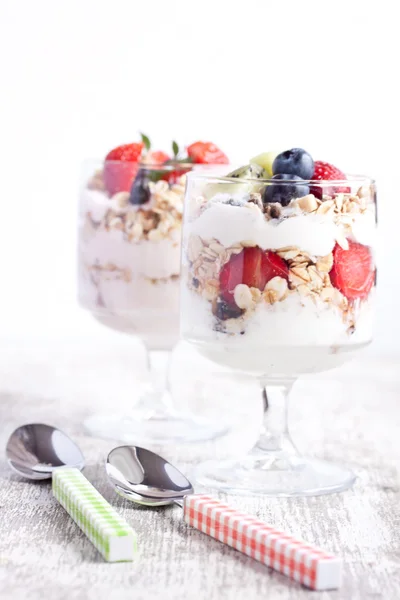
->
(184, 495, 341, 591)
(53, 468, 137, 562)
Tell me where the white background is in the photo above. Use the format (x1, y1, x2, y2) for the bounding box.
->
(0, 0, 399, 354)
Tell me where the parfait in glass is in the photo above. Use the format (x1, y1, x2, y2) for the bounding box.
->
(78, 137, 231, 443)
(181, 148, 376, 495)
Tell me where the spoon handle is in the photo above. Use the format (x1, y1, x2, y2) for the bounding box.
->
(183, 495, 341, 591)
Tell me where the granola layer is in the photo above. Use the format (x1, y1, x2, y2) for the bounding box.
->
(86, 171, 186, 243)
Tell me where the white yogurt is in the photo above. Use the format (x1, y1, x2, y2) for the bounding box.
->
(80, 229, 180, 280)
(78, 189, 182, 349)
(79, 266, 180, 350)
(180, 287, 374, 375)
(188, 202, 376, 256)
(81, 189, 110, 223)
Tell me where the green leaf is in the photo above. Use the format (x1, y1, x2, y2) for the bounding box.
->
(140, 133, 151, 151)
(165, 156, 193, 165)
(137, 167, 166, 183)
(172, 140, 179, 157)
(147, 169, 166, 183)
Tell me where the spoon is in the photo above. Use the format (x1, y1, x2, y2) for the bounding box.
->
(106, 446, 341, 590)
(106, 445, 193, 507)
(6, 423, 85, 480)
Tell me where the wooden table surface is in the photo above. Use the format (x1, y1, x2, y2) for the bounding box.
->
(0, 335, 399, 600)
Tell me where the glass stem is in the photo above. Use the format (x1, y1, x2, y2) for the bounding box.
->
(253, 379, 299, 456)
(149, 350, 175, 412)
(133, 347, 175, 417)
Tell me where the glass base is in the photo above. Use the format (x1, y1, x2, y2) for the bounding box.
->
(193, 455, 356, 497)
(84, 409, 229, 444)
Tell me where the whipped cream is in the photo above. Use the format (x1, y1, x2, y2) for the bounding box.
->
(188, 202, 376, 257)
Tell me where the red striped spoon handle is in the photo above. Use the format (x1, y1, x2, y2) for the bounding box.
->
(184, 495, 341, 591)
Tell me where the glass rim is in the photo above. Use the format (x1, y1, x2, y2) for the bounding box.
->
(82, 158, 194, 171)
(186, 170, 375, 187)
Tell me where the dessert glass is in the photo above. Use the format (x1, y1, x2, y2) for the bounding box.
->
(181, 171, 377, 495)
(78, 161, 228, 443)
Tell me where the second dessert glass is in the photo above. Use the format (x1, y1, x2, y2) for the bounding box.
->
(78, 160, 228, 443)
(181, 164, 377, 495)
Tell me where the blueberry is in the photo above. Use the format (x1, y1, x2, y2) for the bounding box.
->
(129, 168, 151, 205)
(213, 298, 243, 321)
(263, 174, 309, 207)
(225, 198, 244, 207)
(273, 148, 314, 180)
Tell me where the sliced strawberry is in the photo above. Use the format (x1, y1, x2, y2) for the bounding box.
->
(104, 142, 144, 195)
(330, 241, 375, 300)
(187, 141, 229, 164)
(220, 247, 289, 304)
(311, 160, 350, 199)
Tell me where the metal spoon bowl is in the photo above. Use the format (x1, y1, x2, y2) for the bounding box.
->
(6, 423, 85, 480)
(106, 446, 193, 506)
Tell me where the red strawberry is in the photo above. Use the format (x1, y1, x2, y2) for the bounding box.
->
(187, 141, 229, 164)
(144, 150, 171, 164)
(104, 142, 144, 195)
(330, 241, 375, 300)
(142, 150, 190, 184)
(311, 160, 350, 199)
(220, 247, 289, 304)
(166, 162, 193, 184)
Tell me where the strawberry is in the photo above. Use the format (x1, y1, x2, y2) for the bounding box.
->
(330, 241, 375, 300)
(104, 142, 144, 195)
(166, 162, 193, 184)
(187, 141, 229, 164)
(144, 150, 171, 165)
(219, 247, 289, 304)
(311, 160, 350, 199)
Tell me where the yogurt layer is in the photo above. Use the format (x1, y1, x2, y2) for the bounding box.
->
(80, 229, 180, 280)
(181, 287, 374, 348)
(181, 287, 374, 374)
(188, 201, 376, 256)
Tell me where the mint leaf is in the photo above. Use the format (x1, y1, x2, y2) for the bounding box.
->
(147, 169, 165, 183)
(165, 156, 193, 166)
(137, 167, 165, 183)
(172, 140, 179, 157)
(140, 133, 151, 151)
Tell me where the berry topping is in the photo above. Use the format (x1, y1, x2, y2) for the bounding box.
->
(139, 132, 171, 165)
(129, 168, 151, 206)
(273, 148, 314, 180)
(144, 150, 171, 164)
(311, 161, 349, 198)
(263, 174, 309, 207)
(219, 247, 289, 304)
(330, 241, 375, 300)
(213, 298, 244, 321)
(104, 142, 144, 195)
(250, 151, 280, 177)
(187, 141, 229, 164)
